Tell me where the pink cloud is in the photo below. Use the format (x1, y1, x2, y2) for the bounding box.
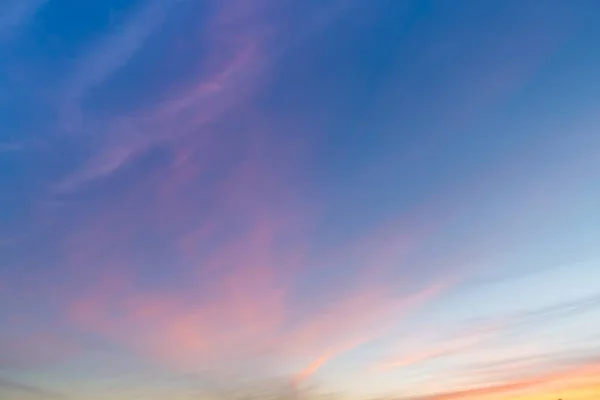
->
(65, 205, 293, 370)
(59, 156, 452, 374)
(67, 248, 451, 375)
(54, 127, 456, 376)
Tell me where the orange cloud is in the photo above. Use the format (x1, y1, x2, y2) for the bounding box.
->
(420, 361, 600, 400)
(295, 351, 333, 385)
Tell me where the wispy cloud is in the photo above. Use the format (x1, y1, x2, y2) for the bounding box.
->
(293, 283, 450, 385)
(507, 292, 600, 330)
(376, 321, 504, 372)
(53, 0, 366, 193)
(63, 0, 182, 106)
(53, 0, 190, 192)
(55, 0, 273, 192)
(53, 119, 150, 192)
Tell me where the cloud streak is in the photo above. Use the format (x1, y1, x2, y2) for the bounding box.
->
(64, 0, 182, 106)
(56, 0, 275, 192)
(411, 360, 600, 400)
(293, 281, 451, 384)
(376, 321, 504, 372)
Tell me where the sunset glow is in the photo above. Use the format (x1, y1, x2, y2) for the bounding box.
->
(1, 1, 600, 399)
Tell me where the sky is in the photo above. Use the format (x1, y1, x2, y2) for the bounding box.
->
(1, 0, 600, 399)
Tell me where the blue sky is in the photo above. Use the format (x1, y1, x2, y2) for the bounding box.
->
(1, 1, 600, 399)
